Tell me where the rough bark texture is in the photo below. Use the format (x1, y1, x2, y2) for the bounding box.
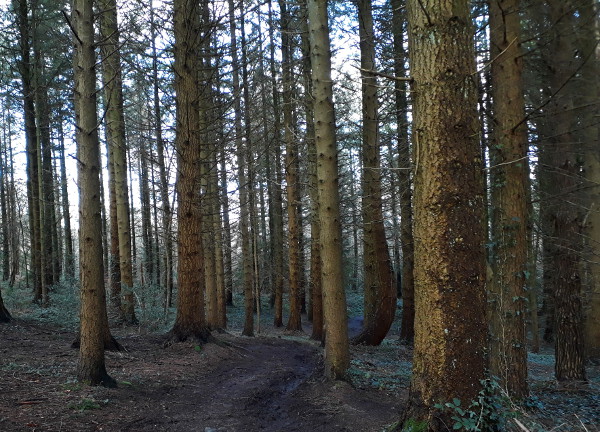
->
(307, 0, 350, 380)
(171, 0, 210, 343)
(544, 0, 586, 382)
(580, 0, 600, 361)
(391, 0, 415, 346)
(402, 0, 487, 428)
(300, 0, 323, 341)
(280, 0, 303, 333)
(488, 0, 529, 398)
(73, 0, 116, 388)
(352, 0, 396, 346)
(98, 0, 136, 324)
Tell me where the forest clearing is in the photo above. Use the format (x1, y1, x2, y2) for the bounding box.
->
(1, 290, 600, 432)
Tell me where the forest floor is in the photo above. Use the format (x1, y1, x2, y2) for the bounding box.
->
(0, 292, 600, 432)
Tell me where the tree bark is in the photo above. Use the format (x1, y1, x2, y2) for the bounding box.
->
(579, 0, 600, 361)
(402, 0, 487, 427)
(352, 0, 396, 346)
(487, 0, 529, 398)
(13, 0, 42, 303)
(300, 0, 323, 341)
(307, 0, 350, 380)
(391, 0, 415, 345)
(544, 0, 586, 382)
(171, 0, 210, 343)
(73, 0, 116, 388)
(98, 0, 137, 324)
(280, 0, 303, 333)
(268, 0, 286, 328)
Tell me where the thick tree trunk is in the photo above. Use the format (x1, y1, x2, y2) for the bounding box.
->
(73, 0, 115, 388)
(402, 0, 487, 428)
(542, 0, 586, 383)
(307, 0, 350, 380)
(487, 0, 529, 398)
(352, 0, 396, 346)
(171, 0, 210, 343)
(579, 0, 600, 361)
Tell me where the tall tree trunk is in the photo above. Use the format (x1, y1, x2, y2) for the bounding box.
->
(544, 0, 586, 382)
(200, 3, 219, 331)
(228, 0, 254, 337)
(14, 0, 42, 303)
(171, 0, 210, 342)
(402, 0, 487, 427)
(73, 0, 116, 388)
(150, 0, 174, 310)
(268, 0, 285, 328)
(352, 0, 396, 346)
(280, 0, 302, 332)
(307, 0, 350, 379)
(300, 0, 323, 341)
(98, 0, 137, 324)
(392, 0, 415, 345)
(487, 0, 529, 398)
(580, 0, 600, 361)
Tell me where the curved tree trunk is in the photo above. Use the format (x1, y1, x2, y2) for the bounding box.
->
(351, 0, 396, 346)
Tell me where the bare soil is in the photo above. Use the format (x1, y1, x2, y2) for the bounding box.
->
(1, 316, 600, 432)
(0, 319, 402, 432)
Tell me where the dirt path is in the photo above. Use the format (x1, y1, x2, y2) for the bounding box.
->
(0, 321, 401, 432)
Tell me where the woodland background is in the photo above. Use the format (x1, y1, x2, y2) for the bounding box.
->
(0, 0, 599, 430)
